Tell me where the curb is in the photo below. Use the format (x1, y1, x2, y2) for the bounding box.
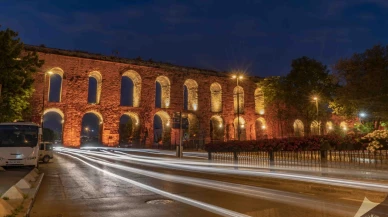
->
(25, 172, 44, 217)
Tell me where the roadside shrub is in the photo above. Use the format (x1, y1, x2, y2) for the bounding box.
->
(204, 135, 366, 152)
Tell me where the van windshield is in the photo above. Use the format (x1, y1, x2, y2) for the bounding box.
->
(0, 125, 39, 147)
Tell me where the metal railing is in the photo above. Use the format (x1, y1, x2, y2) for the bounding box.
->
(208, 150, 388, 170)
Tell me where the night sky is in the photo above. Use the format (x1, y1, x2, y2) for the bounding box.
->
(2, 0, 388, 77)
(4, 0, 388, 143)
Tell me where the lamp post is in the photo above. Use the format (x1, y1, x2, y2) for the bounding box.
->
(232, 74, 243, 141)
(313, 96, 319, 135)
(41, 71, 53, 129)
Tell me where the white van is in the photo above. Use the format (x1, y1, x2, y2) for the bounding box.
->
(39, 142, 54, 163)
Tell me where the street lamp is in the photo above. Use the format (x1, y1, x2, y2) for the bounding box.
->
(232, 74, 243, 141)
(41, 71, 53, 129)
(312, 96, 319, 134)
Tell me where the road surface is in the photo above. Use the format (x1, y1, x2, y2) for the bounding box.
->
(30, 148, 388, 217)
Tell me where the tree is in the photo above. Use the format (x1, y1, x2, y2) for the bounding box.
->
(261, 57, 337, 136)
(284, 57, 337, 127)
(0, 26, 44, 122)
(331, 45, 388, 129)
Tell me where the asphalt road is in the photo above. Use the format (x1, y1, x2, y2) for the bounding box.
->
(29, 149, 388, 217)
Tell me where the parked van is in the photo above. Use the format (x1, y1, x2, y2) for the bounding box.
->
(39, 142, 54, 163)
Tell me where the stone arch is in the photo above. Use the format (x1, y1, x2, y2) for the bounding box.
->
(340, 121, 347, 131)
(184, 79, 198, 111)
(81, 111, 103, 145)
(255, 117, 267, 139)
(210, 82, 222, 113)
(47, 67, 64, 102)
(155, 76, 171, 108)
(42, 108, 64, 143)
(233, 117, 246, 140)
(153, 111, 171, 146)
(233, 86, 244, 114)
(119, 112, 140, 146)
(121, 70, 142, 107)
(254, 88, 265, 114)
(88, 71, 102, 104)
(326, 121, 333, 134)
(293, 119, 304, 137)
(310, 120, 320, 135)
(210, 115, 224, 142)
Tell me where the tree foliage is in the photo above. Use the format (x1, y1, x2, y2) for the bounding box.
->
(0, 26, 44, 122)
(331, 45, 388, 122)
(260, 57, 337, 136)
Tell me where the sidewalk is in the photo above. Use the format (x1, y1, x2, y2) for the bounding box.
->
(0, 167, 31, 196)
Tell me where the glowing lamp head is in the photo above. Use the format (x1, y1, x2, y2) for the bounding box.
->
(313, 96, 318, 101)
(239, 75, 243, 79)
(166, 122, 170, 126)
(360, 112, 366, 118)
(343, 127, 347, 131)
(232, 75, 237, 79)
(219, 124, 223, 128)
(261, 125, 266, 130)
(85, 127, 89, 131)
(241, 124, 245, 129)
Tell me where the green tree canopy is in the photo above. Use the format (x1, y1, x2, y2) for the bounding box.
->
(260, 57, 337, 136)
(331, 45, 388, 122)
(0, 26, 44, 122)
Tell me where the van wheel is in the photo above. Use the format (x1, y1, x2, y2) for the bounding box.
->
(43, 156, 50, 163)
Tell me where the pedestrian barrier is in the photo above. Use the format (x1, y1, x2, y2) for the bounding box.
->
(208, 150, 388, 170)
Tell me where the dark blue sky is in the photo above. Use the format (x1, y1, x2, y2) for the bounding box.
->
(2, 0, 388, 76)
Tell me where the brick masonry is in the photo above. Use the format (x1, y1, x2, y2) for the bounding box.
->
(29, 47, 270, 147)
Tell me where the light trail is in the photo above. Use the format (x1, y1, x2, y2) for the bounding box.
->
(78, 147, 388, 180)
(59, 150, 357, 216)
(58, 152, 249, 217)
(57, 148, 388, 193)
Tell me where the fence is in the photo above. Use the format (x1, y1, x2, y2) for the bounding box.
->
(208, 150, 388, 170)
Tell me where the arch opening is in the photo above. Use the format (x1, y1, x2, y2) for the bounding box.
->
(47, 68, 64, 102)
(153, 111, 171, 147)
(183, 79, 198, 111)
(42, 108, 64, 143)
(119, 112, 140, 147)
(210, 115, 224, 142)
(233, 117, 246, 141)
(155, 76, 170, 108)
(121, 70, 141, 107)
(254, 88, 265, 115)
(310, 121, 320, 135)
(326, 121, 333, 134)
(210, 82, 222, 113)
(255, 117, 267, 139)
(88, 71, 102, 104)
(293, 119, 304, 137)
(233, 86, 244, 114)
(81, 111, 103, 146)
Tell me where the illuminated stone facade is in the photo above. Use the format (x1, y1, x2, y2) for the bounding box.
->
(28, 46, 269, 147)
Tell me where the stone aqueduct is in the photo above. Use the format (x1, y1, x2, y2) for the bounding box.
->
(27, 46, 348, 147)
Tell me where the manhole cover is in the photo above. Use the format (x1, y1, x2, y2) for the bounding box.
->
(146, 199, 175, 205)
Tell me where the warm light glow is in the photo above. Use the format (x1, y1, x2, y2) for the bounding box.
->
(99, 121, 103, 125)
(239, 75, 243, 79)
(85, 127, 89, 131)
(313, 96, 317, 101)
(219, 124, 222, 128)
(47, 71, 53, 75)
(343, 127, 347, 131)
(166, 121, 170, 126)
(360, 112, 366, 118)
(241, 124, 245, 128)
(261, 125, 266, 130)
(135, 122, 139, 126)
(259, 109, 265, 115)
(61, 120, 64, 124)
(232, 75, 237, 79)
(165, 101, 170, 108)
(193, 104, 198, 111)
(328, 126, 333, 130)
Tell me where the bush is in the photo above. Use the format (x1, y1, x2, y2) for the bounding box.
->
(204, 135, 366, 152)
